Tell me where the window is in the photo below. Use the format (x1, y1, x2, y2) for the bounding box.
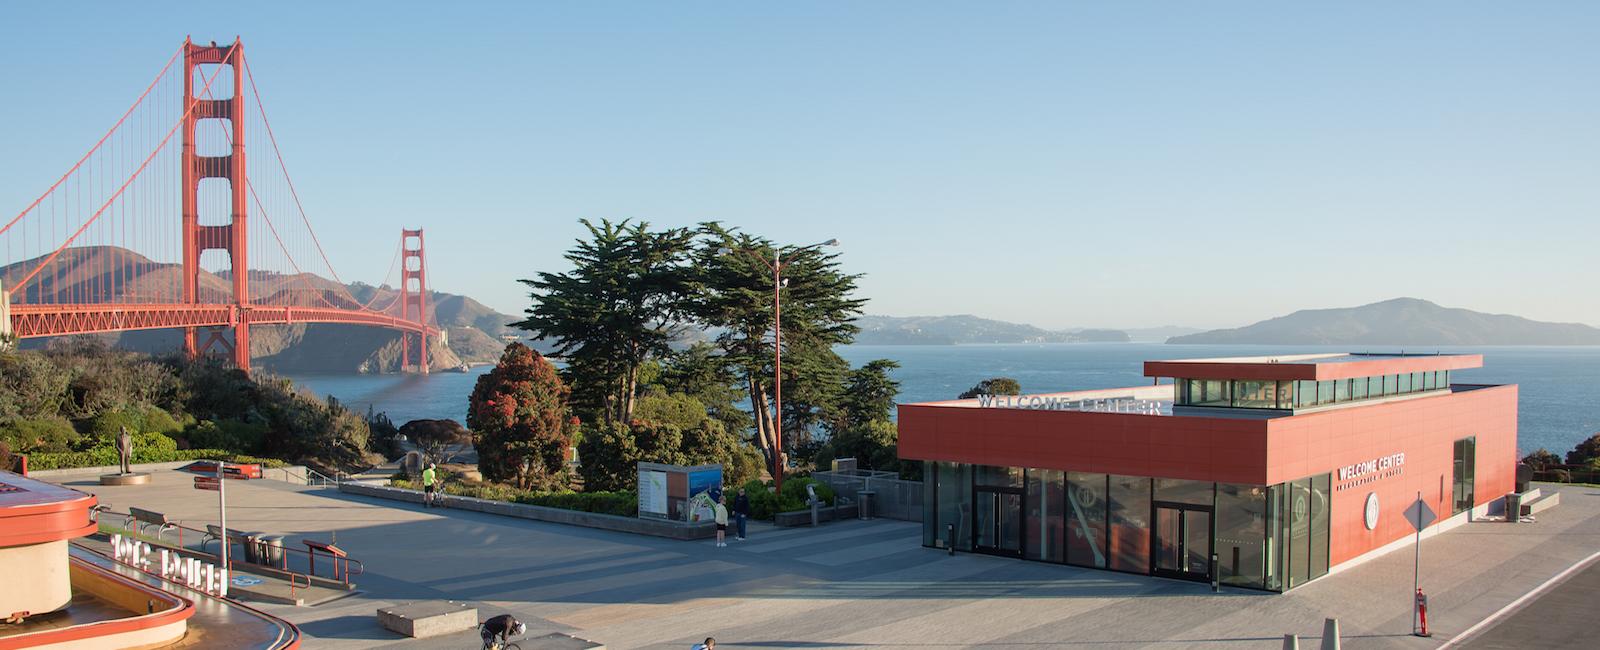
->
(1287, 478, 1311, 588)
(1398, 373, 1413, 393)
(1216, 484, 1268, 589)
(1154, 478, 1214, 506)
(1026, 470, 1064, 562)
(923, 462, 938, 546)
(1413, 372, 1426, 392)
(1232, 380, 1276, 408)
(1295, 380, 1317, 407)
(1453, 437, 1476, 515)
(1188, 380, 1228, 406)
(1317, 380, 1335, 405)
(1065, 472, 1108, 568)
(1310, 474, 1330, 580)
(1277, 381, 1295, 409)
(1334, 379, 1351, 402)
(1107, 475, 1150, 573)
(975, 465, 1022, 488)
(1350, 376, 1369, 400)
(935, 463, 971, 551)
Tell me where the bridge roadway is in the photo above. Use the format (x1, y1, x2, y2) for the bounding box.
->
(6, 302, 433, 339)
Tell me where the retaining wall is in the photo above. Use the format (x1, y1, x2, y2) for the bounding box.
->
(338, 482, 717, 540)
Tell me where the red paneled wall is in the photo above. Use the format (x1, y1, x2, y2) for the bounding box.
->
(897, 406, 1271, 485)
(1266, 385, 1517, 565)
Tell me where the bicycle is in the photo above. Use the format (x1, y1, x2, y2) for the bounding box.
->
(480, 635, 521, 650)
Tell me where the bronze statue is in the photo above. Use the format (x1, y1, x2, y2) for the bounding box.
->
(116, 426, 133, 475)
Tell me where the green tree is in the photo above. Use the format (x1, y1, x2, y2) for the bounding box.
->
(514, 219, 696, 427)
(656, 343, 751, 437)
(959, 377, 1021, 399)
(468, 343, 577, 490)
(398, 419, 473, 465)
(818, 360, 903, 472)
(1522, 448, 1561, 471)
(1566, 433, 1600, 467)
(691, 223, 865, 467)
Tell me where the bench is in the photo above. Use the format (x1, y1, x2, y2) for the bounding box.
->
(201, 524, 254, 557)
(1521, 491, 1560, 517)
(126, 507, 176, 542)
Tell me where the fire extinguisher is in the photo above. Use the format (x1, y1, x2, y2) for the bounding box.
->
(1415, 588, 1430, 637)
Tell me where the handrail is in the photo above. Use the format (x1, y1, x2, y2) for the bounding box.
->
(96, 508, 364, 586)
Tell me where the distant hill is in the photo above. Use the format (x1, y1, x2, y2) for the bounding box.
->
(1123, 326, 1205, 342)
(854, 314, 1130, 345)
(1168, 298, 1600, 345)
(4, 246, 529, 372)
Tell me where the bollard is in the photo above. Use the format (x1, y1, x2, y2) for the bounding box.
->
(1282, 633, 1299, 650)
(1415, 589, 1430, 637)
(1211, 552, 1220, 593)
(947, 523, 956, 556)
(1320, 618, 1340, 650)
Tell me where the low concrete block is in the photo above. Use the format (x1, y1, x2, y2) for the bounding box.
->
(377, 600, 477, 638)
(526, 632, 607, 649)
(98, 472, 151, 486)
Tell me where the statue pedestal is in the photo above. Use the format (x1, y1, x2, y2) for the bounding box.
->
(98, 472, 151, 486)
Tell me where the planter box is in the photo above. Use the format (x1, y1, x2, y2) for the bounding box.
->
(340, 483, 716, 540)
(774, 503, 859, 527)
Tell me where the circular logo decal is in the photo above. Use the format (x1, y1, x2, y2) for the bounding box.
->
(1293, 493, 1308, 523)
(1364, 492, 1380, 530)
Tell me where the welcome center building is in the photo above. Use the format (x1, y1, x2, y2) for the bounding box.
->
(898, 353, 1515, 591)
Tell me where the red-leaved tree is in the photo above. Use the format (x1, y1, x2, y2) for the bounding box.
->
(467, 343, 576, 490)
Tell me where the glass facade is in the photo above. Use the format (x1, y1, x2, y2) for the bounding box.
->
(922, 464, 1333, 592)
(1175, 372, 1448, 410)
(1065, 471, 1108, 568)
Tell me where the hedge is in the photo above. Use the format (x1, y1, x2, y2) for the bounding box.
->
(391, 477, 637, 517)
(25, 448, 290, 471)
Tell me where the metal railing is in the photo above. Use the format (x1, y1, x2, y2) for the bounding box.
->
(812, 468, 924, 522)
(96, 508, 364, 587)
(269, 466, 342, 487)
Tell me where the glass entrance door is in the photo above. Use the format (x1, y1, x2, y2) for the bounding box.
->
(1152, 502, 1213, 581)
(974, 487, 1023, 556)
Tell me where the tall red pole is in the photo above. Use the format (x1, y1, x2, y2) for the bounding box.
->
(772, 252, 783, 491)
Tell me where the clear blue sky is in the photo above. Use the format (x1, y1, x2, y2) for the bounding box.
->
(3, 2, 1597, 329)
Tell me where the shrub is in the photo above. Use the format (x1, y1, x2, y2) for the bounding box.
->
(25, 448, 288, 471)
(389, 477, 638, 516)
(184, 419, 267, 453)
(0, 417, 82, 453)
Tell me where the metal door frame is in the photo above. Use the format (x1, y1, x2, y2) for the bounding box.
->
(1150, 500, 1214, 582)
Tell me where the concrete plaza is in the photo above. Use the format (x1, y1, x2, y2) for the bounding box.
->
(59, 470, 1600, 649)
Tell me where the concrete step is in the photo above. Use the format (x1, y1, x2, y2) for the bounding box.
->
(1521, 491, 1560, 516)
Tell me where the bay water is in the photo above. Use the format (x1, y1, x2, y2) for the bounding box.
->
(283, 343, 1600, 458)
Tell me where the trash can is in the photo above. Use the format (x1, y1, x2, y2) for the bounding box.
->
(255, 534, 286, 567)
(1504, 493, 1522, 523)
(858, 490, 876, 520)
(240, 533, 261, 564)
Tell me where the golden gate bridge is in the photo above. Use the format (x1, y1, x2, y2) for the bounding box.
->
(0, 38, 435, 373)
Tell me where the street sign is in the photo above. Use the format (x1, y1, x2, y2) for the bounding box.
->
(194, 476, 221, 491)
(1403, 498, 1437, 532)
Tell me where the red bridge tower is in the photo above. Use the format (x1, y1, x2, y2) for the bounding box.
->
(400, 229, 429, 373)
(181, 38, 251, 370)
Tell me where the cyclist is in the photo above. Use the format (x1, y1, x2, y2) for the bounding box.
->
(422, 462, 439, 508)
(479, 613, 525, 649)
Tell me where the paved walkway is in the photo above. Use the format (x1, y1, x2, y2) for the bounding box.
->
(57, 472, 1600, 649)
(1458, 553, 1600, 649)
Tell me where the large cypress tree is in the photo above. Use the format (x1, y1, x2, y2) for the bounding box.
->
(690, 223, 865, 467)
(515, 219, 696, 426)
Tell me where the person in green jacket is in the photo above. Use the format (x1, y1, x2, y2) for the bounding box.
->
(422, 462, 439, 508)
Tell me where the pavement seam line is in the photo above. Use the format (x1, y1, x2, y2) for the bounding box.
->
(1437, 547, 1600, 649)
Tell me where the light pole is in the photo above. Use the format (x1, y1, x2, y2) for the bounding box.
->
(719, 238, 838, 491)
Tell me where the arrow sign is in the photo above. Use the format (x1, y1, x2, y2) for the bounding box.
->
(194, 476, 221, 491)
(1404, 498, 1436, 532)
